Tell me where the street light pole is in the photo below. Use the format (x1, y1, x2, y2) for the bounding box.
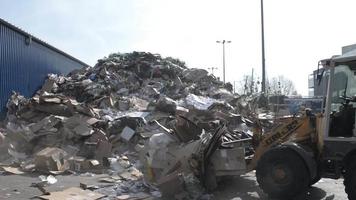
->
(216, 40, 231, 84)
(260, 0, 266, 94)
(208, 67, 218, 76)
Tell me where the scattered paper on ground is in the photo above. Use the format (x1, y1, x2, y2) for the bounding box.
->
(39, 187, 105, 200)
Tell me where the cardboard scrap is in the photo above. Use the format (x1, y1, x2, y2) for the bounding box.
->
(64, 115, 95, 136)
(80, 183, 100, 190)
(1, 166, 25, 175)
(119, 171, 138, 181)
(116, 192, 151, 200)
(73, 123, 93, 136)
(68, 157, 101, 172)
(99, 175, 122, 183)
(94, 140, 112, 162)
(39, 187, 105, 200)
(35, 147, 68, 172)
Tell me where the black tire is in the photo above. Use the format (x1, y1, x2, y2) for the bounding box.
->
(310, 172, 321, 186)
(310, 163, 321, 186)
(256, 147, 310, 199)
(344, 156, 356, 200)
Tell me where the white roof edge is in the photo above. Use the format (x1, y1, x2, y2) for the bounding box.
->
(331, 48, 356, 63)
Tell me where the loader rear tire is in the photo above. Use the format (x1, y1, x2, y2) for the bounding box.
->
(310, 170, 321, 186)
(256, 147, 310, 199)
(344, 156, 356, 200)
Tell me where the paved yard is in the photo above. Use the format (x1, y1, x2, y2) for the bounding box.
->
(0, 172, 347, 200)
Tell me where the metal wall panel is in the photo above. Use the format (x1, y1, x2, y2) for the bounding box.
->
(0, 23, 87, 118)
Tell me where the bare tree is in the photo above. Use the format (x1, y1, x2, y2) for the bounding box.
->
(236, 74, 298, 96)
(267, 75, 298, 95)
(235, 69, 261, 95)
(235, 74, 260, 95)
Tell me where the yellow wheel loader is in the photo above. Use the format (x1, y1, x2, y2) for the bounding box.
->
(253, 48, 356, 199)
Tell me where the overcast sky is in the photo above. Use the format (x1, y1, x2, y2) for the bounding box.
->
(1, 0, 356, 95)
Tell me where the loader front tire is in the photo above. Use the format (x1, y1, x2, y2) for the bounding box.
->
(256, 147, 310, 199)
(344, 156, 356, 200)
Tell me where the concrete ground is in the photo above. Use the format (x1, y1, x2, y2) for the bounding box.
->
(0, 173, 110, 200)
(0, 172, 347, 200)
(213, 172, 346, 200)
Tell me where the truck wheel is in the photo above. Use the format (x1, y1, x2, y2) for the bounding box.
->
(310, 172, 321, 186)
(310, 164, 321, 186)
(344, 156, 356, 200)
(256, 147, 310, 199)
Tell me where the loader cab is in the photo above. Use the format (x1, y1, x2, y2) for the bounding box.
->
(321, 57, 356, 140)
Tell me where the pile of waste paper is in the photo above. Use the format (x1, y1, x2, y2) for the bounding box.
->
(0, 52, 259, 199)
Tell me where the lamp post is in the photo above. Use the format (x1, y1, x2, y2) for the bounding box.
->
(208, 67, 218, 76)
(216, 40, 231, 83)
(260, 0, 266, 94)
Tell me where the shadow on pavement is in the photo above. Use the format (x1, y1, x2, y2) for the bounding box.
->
(213, 174, 333, 200)
(213, 174, 267, 200)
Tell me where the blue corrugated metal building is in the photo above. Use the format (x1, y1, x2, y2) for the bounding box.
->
(0, 18, 90, 117)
